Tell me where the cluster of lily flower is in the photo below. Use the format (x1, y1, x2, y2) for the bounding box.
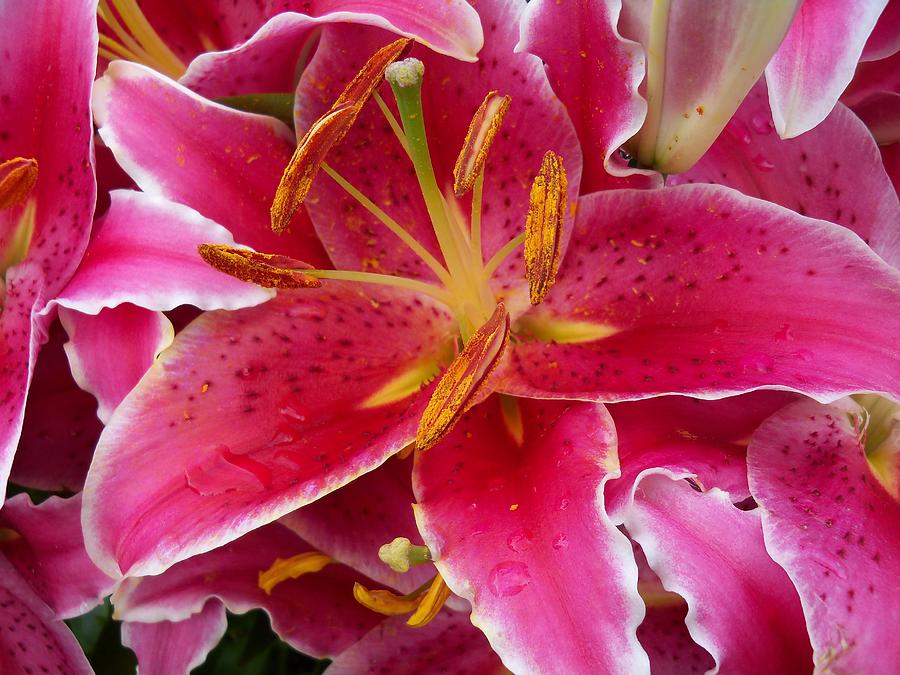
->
(0, 0, 898, 673)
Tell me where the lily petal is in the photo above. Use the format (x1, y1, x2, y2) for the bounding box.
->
(861, 0, 900, 61)
(672, 81, 900, 267)
(518, 0, 659, 191)
(747, 397, 900, 673)
(84, 285, 454, 577)
(121, 599, 227, 675)
(413, 398, 648, 674)
(0, 494, 115, 619)
(183, 1, 484, 98)
(281, 456, 432, 593)
(610, 473, 812, 673)
(329, 612, 504, 674)
(92, 61, 329, 263)
(296, 0, 581, 299)
(502, 185, 900, 403)
(0, 556, 92, 675)
(59, 304, 173, 424)
(767, 0, 888, 138)
(10, 319, 101, 492)
(113, 522, 382, 657)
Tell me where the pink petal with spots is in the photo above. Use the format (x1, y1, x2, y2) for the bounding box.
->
(59, 304, 173, 423)
(638, 604, 715, 675)
(329, 612, 505, 675)
(413, 398, 648, 674)
(9, 319, 101, 492)
(122, 600, 227, 675)
(92, 61, 329, 264)
(296, 1, 581, 308)
(0, 556, 92, 675)
(671, 81, 900, 267)
(861, 0, 900, 60)
(53, 190, 275, 315)
(0, 494, 115, 619)
(183, 1, 483, 97)
(620, 0, 801, 173)
(747, 398, 900, 673)
(767, 0, 888, 138)
(501, 186, 900, 404)
(83, 285, 454, 577)
(113, 522, 382, 657)
(518, 0, 659, 191)
(0, 0, 98, 296)
(608, 392, 796, 504)
(281, 456, 432, 593)
(0, 266, 45, 503)
(610, 473, 812, 674)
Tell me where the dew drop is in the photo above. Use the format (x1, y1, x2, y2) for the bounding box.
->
(774, 324, 795, 341)
(506, 530, 533, 553)
(488, 561, 531, 597)
(751, 153, 775, 172)
(792, 348, 814, 363)
(741, 354, 775, 374)
(552, 533, 569, 550)
(726, 118, 752, 145)
(750, 112, 774, 135)
(185, 445, 272, 496)
(558, 498, 570, 511)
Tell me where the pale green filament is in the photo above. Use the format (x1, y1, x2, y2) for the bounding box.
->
(304, 268, 453, 305)
(470, 171, 485, 272)
(373, 91, 410, 157)
(483, 232, 525, 277)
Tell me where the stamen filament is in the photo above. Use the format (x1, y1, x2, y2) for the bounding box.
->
(373, 91, 410, 157)
(483, 232, 525, 277)
(304, 268, 454, 305)
(98, 2, 157, 68)
(470, 171, 485, 273)
(98, 33, 142, 62)
(320, 162, 452, 287)
(102, 0, 186, 78)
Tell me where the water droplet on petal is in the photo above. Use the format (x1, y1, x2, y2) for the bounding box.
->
(792, 348, 814, 362)
(488, 561, 531, 597)
(558, 498, 570, 511)
(552, 533, 569, 550)
(741, 354, 775, 374)
(751, 154, 775, 172)
(750, 112, 774, 135)
(185, 445, 272, 496)
(506, 530, 533, 553)
(774, 324, 795, 341)
(726, 118, 752, 145)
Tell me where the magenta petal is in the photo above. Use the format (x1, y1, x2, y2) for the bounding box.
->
(122, 600, 227, 675)
(297, 1, 581, 300)
(55, 190, 275, 315)
(747, 398, 900, 673)
(281, 456, 432, 593)
(0, 0, 97, 296)
(413, 398, 648, 673)
(851, 91, 900, 145)
(638, 604, 715, 675)
(0, 494, 114, 619)
(614, 474, 812, 673)
(10, 319, 101, 492)
(113, 522, 381, 657)
(183, 1, 483, 97)
(0, 557, 92, 675)
(502, 186, 900, 403)
(59, 305, 173, 423)
(767, 0, 888, 138)
(518, 0, 659, 191)
(83, 285, 454, 577)
(329, 612, 503, 674)
(671, 82, 900, 267)
(861, 0, 900, 61)
(92, 62, 328, 264)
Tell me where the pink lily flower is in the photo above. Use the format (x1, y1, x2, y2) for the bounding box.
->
(0, 0, 98, 504)
(81, 0, 898, 582)
(0, 493, 116, 674)
(523, 0, 893, 174)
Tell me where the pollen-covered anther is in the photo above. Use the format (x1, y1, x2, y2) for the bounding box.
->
(270, 37, 413, 233)
(524, 150, 568, 305)
(0, 157, 38, 210)
(453, 91, 511, 196)
(378, 536, 432, 573)
(353, 574, 453, 628)
(416, 303, 510, 452)
(198, 243, 321, 289)
(258, 552, 334, 595)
